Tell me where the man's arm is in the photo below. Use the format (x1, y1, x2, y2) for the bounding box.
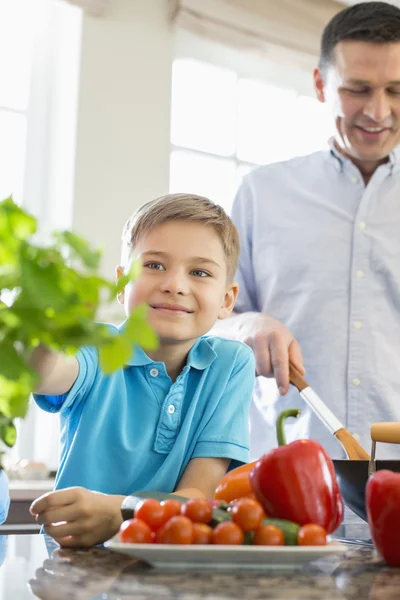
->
(174, 457, 230, 499)
(30, 345, 79, 396)
(212, 312, 304, 396)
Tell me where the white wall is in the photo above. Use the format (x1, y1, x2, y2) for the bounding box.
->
(72, 0, 173, 285)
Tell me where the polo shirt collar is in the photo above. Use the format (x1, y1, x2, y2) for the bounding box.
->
(118, 321, 217, 371)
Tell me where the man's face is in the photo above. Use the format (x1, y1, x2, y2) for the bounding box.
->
(314, 40, 400, 167)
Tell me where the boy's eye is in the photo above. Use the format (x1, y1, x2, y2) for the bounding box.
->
(191, 269, 210, 278)
(145, 262, 165, 271)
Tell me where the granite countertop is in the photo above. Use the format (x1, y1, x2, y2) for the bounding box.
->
(1, 524, 400, 600)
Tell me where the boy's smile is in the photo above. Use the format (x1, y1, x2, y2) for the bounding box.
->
(117, 221, 238, 359)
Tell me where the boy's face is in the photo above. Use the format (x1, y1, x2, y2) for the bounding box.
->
(116, 221, 238, 346)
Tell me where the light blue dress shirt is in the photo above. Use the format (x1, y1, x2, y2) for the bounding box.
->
(232, 139, 400, 460)
(34, 329, 255, 494)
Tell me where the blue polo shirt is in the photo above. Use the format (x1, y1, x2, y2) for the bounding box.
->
(34, 329, 255, 495)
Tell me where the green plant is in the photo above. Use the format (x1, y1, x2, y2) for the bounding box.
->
(0, 196, 158, 452)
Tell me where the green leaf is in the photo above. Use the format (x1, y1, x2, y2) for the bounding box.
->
(56, 231, 102, 270)
(0, 418, 17, 447)
(125, 309, 159, 351)
(98, 335, 133, 374)
(0, 196, 37, 241)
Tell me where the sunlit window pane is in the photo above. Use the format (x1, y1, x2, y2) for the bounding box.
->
(170, 149, 237, 213)
(171, 59, 237, 157)
(290, 95, 334, 156)
(237, 78, 298, 165)
(0, 0, 39, 110)
(0, 111, 27, 204)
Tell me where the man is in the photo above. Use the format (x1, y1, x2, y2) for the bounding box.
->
(220, 1, 400, 460)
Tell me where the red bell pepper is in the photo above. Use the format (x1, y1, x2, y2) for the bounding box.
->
(366, 470, 400, 567)
(249, 409, 343, 534)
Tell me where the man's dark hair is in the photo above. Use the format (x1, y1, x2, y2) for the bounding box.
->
(320, 1, 400, 74)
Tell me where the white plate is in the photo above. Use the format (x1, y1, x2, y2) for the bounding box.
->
(105, 536, 347, 570)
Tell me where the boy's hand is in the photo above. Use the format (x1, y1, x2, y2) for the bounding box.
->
(30, 487, 125, 548)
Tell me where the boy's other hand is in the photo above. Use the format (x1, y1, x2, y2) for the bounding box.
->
(30, 487, 125, 548)
(240, 313, 305, 395)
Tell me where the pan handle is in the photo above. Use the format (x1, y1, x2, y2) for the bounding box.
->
(289, 362, 309, 392)
(370, 422, 400, 444)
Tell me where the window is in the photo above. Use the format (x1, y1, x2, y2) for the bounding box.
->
(170, 58, 333, 213)
(0, 0, 40, 205)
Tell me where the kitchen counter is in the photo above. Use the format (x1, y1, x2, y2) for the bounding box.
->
(0, 524, 399, 599)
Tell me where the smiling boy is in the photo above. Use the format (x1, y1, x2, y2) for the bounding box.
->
(29, 193, 255, 547)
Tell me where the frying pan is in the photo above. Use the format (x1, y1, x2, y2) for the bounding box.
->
(333, 423, 400, 522)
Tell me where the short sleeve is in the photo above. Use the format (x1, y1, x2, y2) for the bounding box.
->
(192, 345, 255, 469)
(33, 345, 99, 414)
(231, 176, 259, 313)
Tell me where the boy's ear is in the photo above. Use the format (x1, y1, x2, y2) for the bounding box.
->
(218, 282, 239, 320)
(115, 265, 125, 305)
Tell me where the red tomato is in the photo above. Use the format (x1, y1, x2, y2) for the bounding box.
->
(155, 516, 194, 544)
(253, 524, 284, 546)
(297, 524, 327, 546)
(160, 499, 182, 521)
(135, 499, 166, 530)
(212, 522, 244, 545)
(230, 498, 265, 532)
(120, 518, 152, 544)
(192, 523, 213, 544)
(181, 499, 213, 524)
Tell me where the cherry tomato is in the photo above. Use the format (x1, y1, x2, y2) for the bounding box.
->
(161, 499, 182, 521)
(181, 499, 212, 524)
(192, 523, 213, 544)
(230, 498, 265, 532)
(120, 518, 152, 544)
(253, 524, 284, 546)
(135, 499, 166, 530)
(212, 521, 244, 545)
(155, 516, 194, 544)
(297, 524, 327, 546)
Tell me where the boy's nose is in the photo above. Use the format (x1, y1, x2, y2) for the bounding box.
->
(159, 271, 189, 295)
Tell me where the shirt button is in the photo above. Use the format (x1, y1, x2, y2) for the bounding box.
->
(359, 221, 366, 231)
(150, 368, 159, 377)
(352, 377, 361, 386)
(354, 321, 363, 329)
(355, 270, 364, 279)
(350, 176, 359, 184)
(168, 405, 175, 414)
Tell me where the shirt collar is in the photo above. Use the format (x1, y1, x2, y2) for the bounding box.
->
(328, 136, 400, 174)
(118, 321, 217, 371)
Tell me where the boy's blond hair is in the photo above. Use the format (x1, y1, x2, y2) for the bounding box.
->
(121, 193, 240, 281)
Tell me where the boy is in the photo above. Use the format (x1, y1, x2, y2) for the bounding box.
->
(29, 193, 255, 547)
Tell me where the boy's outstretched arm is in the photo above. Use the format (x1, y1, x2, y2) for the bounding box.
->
(174, 457, 230, 499)
(30, 345, 79, 395)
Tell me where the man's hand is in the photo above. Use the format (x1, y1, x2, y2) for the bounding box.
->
(30, 487, 125, 548)
(240, 313, 304, 395)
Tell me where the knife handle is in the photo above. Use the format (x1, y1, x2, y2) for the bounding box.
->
(289, 362, 309, 392)
(371, 422, 400, 444)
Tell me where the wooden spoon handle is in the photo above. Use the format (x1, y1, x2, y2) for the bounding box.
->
(371, 422, 400, 444)
(289, 362, 309, 392)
